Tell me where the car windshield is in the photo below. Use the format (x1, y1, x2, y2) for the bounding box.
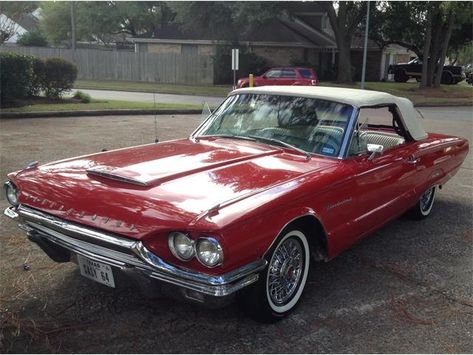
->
(194, 94, 354, 157)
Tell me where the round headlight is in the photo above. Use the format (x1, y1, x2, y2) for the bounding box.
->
(196, 238, 223, 267)
(168, 232, 194, 261)
(4, 181, 19, 206)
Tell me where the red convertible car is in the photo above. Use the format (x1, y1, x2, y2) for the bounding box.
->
(236, 67, 318, 88)
(4, 86, 468, 322)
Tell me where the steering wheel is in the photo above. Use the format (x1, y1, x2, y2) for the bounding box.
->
(309, 132, 341, 156)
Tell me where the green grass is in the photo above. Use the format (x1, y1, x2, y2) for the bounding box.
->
(1, 99, 202, 113)
(321, 81, 473, 106)
(74, 79, 472, 106)
(75, 80, 232, 97)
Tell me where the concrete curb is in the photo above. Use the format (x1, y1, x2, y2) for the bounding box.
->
(1, 104, 470, 119)
(0, 109, 203, 119)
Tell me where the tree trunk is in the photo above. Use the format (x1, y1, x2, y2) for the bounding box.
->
(427, 20, 442, 87)
(420, 6, 433, 88)
(433, 10, 455, 87)
(325, 2, 352, 83)
(336, 36, 353, 82)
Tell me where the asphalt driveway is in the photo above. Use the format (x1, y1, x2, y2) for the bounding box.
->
(0, 108, 472, 353)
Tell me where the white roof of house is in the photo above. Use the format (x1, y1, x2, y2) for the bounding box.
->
(231, 86, 428, 140)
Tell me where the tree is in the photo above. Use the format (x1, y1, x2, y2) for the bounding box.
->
(40, 1, 175, 45)
(322, 2, 368, 82)
(0, 2, 37, 43)
(17, 30, 48, 47)
(173, 1, 368, 83)
(170, 1, 290, 41)
(372, 1, 472, 88)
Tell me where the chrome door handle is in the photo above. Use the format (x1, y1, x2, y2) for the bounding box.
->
(406, 156, 419, 164)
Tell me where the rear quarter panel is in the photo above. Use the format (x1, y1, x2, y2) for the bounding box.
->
(411, 133, 469, 193)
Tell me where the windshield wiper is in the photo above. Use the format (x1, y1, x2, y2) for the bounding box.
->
(248, 135, 311, 161)
(194, 134, 257, 142)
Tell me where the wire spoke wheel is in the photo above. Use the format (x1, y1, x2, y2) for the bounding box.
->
(268, 237, 304, 306)
(420, 186, 435, 214)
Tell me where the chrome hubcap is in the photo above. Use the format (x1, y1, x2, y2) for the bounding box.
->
(420, 187, 434, 212)
(268, 238, 303, 305)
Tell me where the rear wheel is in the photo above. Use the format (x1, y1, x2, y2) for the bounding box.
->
(441, 72, 454, 85)
(238, 229, 310, 322)
(394, 70, 409, 83)
(407, 186, 436, 220)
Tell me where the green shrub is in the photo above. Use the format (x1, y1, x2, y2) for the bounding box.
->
(27, 56, 46, 96)
(42, 58, 78, 98)
(72, 90, 91, 103)
(0, 52, 34, 105)
(17, 31, 48, 47)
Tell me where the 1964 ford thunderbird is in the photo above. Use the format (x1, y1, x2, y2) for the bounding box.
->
(4, 86, 468, 321)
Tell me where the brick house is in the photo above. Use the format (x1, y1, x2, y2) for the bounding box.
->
(131, 11, 414, 82)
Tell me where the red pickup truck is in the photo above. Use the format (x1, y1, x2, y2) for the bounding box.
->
(237, 67, 318, 88)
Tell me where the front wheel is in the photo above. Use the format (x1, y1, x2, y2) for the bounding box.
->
(394, 70, 409, 83)
(407, 186, 436, 220)
(238, 229, 311, 322)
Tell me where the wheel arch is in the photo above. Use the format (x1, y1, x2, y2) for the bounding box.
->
(264, 213, 329, 262)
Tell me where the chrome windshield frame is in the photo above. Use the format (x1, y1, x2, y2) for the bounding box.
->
(191, 93, 359, 160)
(338, 106, 360, 159)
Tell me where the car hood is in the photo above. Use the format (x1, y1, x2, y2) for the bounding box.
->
(12, 138, 336, 239)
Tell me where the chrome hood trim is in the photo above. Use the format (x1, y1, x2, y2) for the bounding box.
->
(86, 167, 149, 186)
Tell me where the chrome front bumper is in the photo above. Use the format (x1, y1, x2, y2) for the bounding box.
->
(4, 206, 266, 298)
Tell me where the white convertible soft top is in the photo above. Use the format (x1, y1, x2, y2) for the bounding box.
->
(232, 86, 428, 140)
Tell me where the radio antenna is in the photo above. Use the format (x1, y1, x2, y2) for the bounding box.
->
(153, 92, 159, 143)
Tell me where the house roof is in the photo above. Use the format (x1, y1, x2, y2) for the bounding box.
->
(132, 19, 336, 48)
(16, 13, 38, 32)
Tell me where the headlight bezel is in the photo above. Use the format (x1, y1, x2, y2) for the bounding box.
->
(4, 181, 19, 206)
(168, 231, 195, 261)
(167, 232, 224, 268)
(195, 237, 224, 268)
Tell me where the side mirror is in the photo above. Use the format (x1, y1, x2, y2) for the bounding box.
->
(367, 144, 384, 160)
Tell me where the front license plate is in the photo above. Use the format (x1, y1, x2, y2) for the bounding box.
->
(78, 255, 115, 288)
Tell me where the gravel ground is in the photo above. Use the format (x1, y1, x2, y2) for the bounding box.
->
(0, 109, 472, 353)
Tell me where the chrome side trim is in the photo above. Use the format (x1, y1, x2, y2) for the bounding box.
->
(14, 205, 267, 296)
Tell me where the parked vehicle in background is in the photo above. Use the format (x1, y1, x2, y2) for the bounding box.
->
(388, 57, 465, 84)
(237, 67, 318, 88)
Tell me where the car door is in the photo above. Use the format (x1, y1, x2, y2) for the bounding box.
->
(342, 106, 420, 241)
(346, 144, 419, 240)
(261, 69, 282, 85)
(279, 69, 298, 85)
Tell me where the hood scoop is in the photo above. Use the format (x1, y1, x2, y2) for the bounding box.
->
(87, 166, 149, 186)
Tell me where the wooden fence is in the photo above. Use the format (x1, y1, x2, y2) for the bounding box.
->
(0, 46, 214, 85)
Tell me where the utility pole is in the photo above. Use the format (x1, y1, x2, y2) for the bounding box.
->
(360, 1, 370, 89)
(70, 1, 76, 50)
